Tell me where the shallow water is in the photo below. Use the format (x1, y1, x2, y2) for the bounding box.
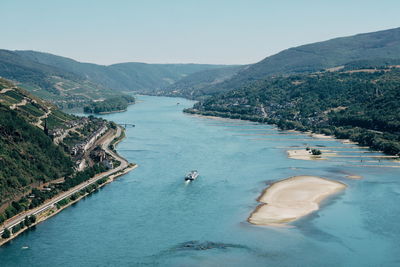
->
(1, 95, 399, 266)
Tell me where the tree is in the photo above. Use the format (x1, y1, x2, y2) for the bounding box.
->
(1, 228, 10, 239)
(12, 224, 21, 234)
(29, 215, 37, 224)
(24, 216, 32, 227)
(311, 149, 322, 155)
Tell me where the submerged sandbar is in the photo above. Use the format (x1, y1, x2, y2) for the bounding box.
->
(248, 176, 346, 225)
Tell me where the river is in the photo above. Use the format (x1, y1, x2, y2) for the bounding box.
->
(1, 95, 400, 266)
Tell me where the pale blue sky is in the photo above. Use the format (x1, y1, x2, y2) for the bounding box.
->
(1, 0, 399, 65)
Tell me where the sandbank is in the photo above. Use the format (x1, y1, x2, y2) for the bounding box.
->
(346, 175, 362, 179)
(288, 149, 324, 160)
(248, 176, 346, 225)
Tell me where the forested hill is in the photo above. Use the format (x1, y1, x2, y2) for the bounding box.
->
(200, 27, 400, 94)
(0, 78, 74, 206)
(186, 68, 400, 155)
(0, 49, 123, 109)
(14, 50, 233, 92)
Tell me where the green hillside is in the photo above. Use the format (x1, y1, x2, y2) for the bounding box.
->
(0, 50, 123, 110)
(0, 78, 75, 128)
(0, 105, 73, 203)
(0, 49, 75, 92)
(200, 27, 400, 95)
(186, 68, 400, 155)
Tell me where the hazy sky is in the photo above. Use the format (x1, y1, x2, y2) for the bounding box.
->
(1, 0, 399, 65)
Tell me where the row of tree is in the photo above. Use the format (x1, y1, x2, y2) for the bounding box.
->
(1, 215, 36, 239)
(0, 164, 107, 225)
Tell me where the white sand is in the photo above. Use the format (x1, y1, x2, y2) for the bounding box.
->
(310, 133, 334, 139)
(287, 149, 325, 160)
(248, 176, 346, 225)
(346, 175, 362, 179)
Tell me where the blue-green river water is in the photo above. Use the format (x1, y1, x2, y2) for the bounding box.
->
(1, 95, 400, 266)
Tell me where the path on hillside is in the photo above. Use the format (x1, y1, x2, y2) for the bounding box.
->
(10, 98, 27, 110)
(33, 108, 52, 130)
(0, 88, 13, 94)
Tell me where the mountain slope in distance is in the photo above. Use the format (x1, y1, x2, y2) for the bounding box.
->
(0, 49, 123, 109)
(208, 27, 400, 93)
(15, 50, 235, 92)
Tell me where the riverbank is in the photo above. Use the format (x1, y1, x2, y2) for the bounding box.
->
(184, 109, 400, 157)
(0, 126, 136, 246)
(0, 164, 137, 247)
(97, 109, 127, 115)
(248, 176, 346, 225)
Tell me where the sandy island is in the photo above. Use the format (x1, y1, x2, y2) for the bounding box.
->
(248, 176, 346, 225)
(287, 149, 325, 160)
(287, 148, 338, 161)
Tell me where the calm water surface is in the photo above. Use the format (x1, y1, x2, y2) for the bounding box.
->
(1, 95, 399, 266)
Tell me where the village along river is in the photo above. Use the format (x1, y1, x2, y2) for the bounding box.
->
(1, 95, 400, 266)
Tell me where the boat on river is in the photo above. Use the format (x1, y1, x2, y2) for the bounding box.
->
(185, 170, 199, 181)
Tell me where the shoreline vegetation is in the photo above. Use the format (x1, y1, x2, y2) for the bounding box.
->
(0, 126, 136, 246)
(184, 69, 400, 157)
(97, 109, 128, 115)
(185, 111, 400, 161)
(248, 176, 346, 225)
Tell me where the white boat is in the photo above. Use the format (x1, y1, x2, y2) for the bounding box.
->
(185, 170, 199, 181)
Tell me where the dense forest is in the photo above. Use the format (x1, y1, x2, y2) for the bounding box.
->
(186, 69, 400, 155)
(83, 95, 135, 114)
(0, 105, 73, 205)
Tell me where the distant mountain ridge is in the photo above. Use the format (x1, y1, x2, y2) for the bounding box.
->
(154, 65, 245, 99)
(202, 27, 400, 93)
(0, 49, 79, 91)
(0, 49, 236, 109)
(15, 50, 233, 91)
(0, 49, 123, 109)
(2, 27, 400, 105)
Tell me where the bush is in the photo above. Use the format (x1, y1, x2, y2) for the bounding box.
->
(311, 149, 322, 155)
(12, 224, 21, 234)
(1, 228, 10, 239)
